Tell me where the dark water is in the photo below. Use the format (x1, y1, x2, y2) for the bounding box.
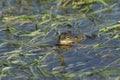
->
(0, 0, 120, 80)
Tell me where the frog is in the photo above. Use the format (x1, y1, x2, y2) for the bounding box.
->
(58, 30, 85, 45)
(58, 30, 98, 46)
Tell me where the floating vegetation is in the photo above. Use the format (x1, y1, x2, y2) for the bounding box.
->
(99, 24, 120, 33)
(99, 24, 120, 39)
(0, 0, 120, 80)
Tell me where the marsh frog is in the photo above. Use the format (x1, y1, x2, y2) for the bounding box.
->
(58, 30, 85, 45)
(56, 30, 98, 50)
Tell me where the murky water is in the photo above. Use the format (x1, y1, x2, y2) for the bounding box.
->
(0, 0, 120, 80)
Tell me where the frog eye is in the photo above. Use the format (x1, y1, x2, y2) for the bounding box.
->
(75, 36, 78, 38)
(66, 36, 70, 38)
(68, 31, 72, 33)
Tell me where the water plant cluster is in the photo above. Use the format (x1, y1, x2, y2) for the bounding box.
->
(0, 0, 120, 80)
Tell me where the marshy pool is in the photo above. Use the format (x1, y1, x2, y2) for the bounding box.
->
(0, 0, 120, 80)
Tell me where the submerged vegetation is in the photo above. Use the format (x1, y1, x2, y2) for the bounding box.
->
(0, 0, 120, 80)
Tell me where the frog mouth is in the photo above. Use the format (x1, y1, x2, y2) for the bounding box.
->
(58, 36, 84, 45)
(59, 39, 73, 45)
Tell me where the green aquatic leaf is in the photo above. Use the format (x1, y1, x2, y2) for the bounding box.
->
(113, 34, 120, 39)
(20, 30, 41, 37)
(38, 20, 50, 25)
(19, 53, 36, 57)
(2, 67, 12, 73)
(93, 43, 103, 48)
(11, 61, 21, 64)
(97, 0, 108, 6)
(0, 28, 6, 31)
(99, 24, 120, 33)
